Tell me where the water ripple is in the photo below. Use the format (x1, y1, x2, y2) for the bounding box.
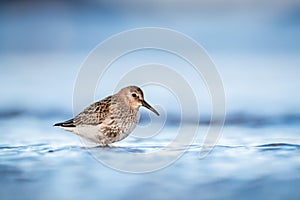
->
(0, 143, 83, 156)
(255, 143, 300, 151)
(1, 142, 300, 157)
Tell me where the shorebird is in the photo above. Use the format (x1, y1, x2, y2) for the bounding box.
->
(54, 86, 159, 145)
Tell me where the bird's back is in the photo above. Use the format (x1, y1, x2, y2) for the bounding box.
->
(54, 95, 139, 144)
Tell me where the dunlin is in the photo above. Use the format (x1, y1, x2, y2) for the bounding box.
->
(54, 86, 159, 145)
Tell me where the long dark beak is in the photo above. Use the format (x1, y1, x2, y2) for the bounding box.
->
(142, 100, 159, 116)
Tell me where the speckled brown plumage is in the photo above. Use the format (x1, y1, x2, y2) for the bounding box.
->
(54, 86, 159, 146)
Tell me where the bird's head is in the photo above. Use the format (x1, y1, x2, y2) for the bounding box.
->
(118, 86, 159, 116)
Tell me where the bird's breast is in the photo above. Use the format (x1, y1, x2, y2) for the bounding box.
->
(114, 109, 139, 134)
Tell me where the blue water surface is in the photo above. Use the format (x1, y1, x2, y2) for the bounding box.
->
(1, 114, 300, 200)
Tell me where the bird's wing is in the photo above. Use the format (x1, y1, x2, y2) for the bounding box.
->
(73, 96, 113, 126)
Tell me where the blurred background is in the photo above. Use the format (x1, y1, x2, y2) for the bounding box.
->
(1, 0, 300, 200)
(1, 0, 300, 119)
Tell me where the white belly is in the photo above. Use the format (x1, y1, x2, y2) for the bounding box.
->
(60, 123, 135, 145)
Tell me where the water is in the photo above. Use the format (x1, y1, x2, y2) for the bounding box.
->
(1, 114, 300, 200)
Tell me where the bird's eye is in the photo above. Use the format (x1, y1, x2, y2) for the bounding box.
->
(132, 93, 137, 98)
